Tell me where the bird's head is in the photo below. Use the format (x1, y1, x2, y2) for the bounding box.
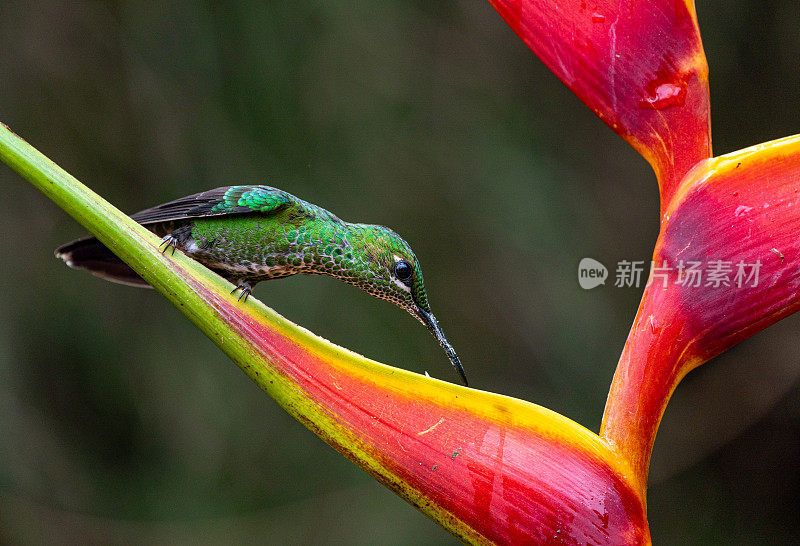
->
(349, 224, 468, 386)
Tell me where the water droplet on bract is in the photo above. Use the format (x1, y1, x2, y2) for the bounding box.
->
(638, 82, 687, 110)
(591, 12, 605, 23)
(734, 205, 754, 217)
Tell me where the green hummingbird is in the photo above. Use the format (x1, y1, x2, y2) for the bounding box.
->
(55, 185, 468, 385)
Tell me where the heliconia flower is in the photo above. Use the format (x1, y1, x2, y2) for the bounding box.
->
(2, 0, 799, 542)
(490, 0, 800, 526)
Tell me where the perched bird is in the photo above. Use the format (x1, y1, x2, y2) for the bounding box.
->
(56, 185, 468, 385)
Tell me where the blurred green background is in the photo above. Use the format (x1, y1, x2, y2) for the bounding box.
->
(1, 1, 799, 543)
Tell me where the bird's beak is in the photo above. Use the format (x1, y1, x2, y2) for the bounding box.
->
(417, 308, 469, 386)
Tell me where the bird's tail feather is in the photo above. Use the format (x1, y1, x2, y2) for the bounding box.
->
(55, 237, 151, 288)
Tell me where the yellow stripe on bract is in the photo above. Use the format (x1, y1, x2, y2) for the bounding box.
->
(663, 134, 800, 220)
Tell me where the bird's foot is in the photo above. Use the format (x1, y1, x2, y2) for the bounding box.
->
(230, 283, 253, 302)
(159, 234, 179, 255)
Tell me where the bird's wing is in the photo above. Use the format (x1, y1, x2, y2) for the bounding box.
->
(130, 186, 295, 225)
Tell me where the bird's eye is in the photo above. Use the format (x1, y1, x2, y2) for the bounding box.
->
(394, 260, 413, 284)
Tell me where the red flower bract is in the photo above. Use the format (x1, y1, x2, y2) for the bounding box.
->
(190, 271, 650, 543)
(602, 136, 800, 479)
(487, 0, 711, 212)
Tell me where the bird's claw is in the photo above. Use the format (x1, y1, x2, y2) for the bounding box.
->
(230, 284, 252, 302)
(159, 234, 179, 255)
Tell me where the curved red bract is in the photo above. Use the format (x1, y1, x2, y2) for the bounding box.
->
(487, 0, 711, 211)
(183, 275, 649, 544)
(602, 136, 800, 478)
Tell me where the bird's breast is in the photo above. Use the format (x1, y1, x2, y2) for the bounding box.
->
(186, 216, 357, 282)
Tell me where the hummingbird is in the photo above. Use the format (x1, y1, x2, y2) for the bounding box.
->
(55, 185, 468, 385)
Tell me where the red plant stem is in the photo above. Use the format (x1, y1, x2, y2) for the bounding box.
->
(600, 287, 699, 487)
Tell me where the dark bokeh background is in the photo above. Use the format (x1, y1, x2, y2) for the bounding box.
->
(1, 1, 799, 543)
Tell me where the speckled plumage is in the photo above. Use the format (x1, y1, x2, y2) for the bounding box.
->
(55, 185, 465, 384)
